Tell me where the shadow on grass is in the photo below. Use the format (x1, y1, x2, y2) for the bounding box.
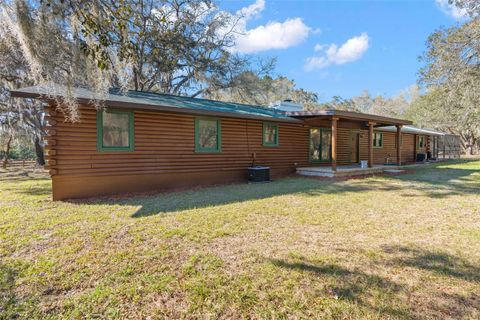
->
(1, 178, 52, 197)
(269, 258, 408, 318)
(381, 245, 480, 317)
(5, 159, 478, 215)
(383, 245, 480, 282)
(16, 185, 52, 197)
(391, 160, 480, 198)
(1, 167, 51, 197)
(121, 160, 479, 216)
(0, 167, 49, 182)
(117, 178, 375, 217)
(270, 244, 480, 318)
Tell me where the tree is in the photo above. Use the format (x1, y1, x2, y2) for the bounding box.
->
(1, 0, 97, 121)
(419, 19, 480, 89)
(0, 7, 48, 165)
(407, 85, 479, 155)
(206, 73, 319, 109)
(1, 0, 274, 164)
(58, 0, 267, 96)
(0, 88, 45, 166)
(1, 0, 273, 121)
(416, 15, 480, 154)
(449, 0, 480, 18)
(0, 93, 23, 168)
(321, 86, 420, 119)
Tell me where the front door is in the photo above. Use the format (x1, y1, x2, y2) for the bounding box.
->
(350, 132, 360, 163)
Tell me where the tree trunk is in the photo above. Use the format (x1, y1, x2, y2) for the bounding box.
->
(472, 137, 478, 155)
(34, 135, 45, 166)
(2, 135, 13, 169)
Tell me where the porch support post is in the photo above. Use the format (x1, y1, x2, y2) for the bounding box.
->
(443, 136, 446, 160)
(413, 134, 417, 162)
(331, 117, 339, 172)
(396, 125, 402, 166)
(368, 122, 375, 168)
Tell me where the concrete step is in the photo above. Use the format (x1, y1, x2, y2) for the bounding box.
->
(296, 166, 400, 178)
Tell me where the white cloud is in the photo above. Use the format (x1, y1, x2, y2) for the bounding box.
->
(304, 33, 370, 71)
(238, 0, 265, 21)
(435, 0, 468, 20)
(234, 18, 311, 53)
(229, 0, 312, 53)
(314, 44, 325, 52)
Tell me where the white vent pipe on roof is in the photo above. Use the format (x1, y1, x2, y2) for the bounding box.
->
(271, 99, 303, 112)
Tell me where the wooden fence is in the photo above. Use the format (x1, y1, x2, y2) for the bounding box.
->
(2, 160, 38, 168)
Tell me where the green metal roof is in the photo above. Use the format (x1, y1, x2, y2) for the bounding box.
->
(10, 85, 294, 121)
(10, 85, 415, 126)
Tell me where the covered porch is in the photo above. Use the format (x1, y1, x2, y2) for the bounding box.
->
(287, 109, 413, 177)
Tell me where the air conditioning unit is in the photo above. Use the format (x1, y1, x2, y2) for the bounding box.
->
(416, 153, 426, 162)
(247, 166, 270, 183)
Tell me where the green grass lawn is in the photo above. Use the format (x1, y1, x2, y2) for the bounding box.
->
(1, 160, 480, 319)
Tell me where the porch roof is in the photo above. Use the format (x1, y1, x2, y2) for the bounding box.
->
(378, 125, 444, 136)
(286, 109, 412, 126)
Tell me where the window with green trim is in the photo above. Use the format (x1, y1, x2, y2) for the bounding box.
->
(97, 109, 134, 152)
(373, 132, 383, 148)
(418, 136, 425, 148)
(263, 122, 279, 146)
(195, 118, 221, 152)
(309, 128, 332, 162)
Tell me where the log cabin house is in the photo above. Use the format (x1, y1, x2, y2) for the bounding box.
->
(11, 86, 442, 200)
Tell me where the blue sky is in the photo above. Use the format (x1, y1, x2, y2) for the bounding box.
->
(217, 0, 466, 102)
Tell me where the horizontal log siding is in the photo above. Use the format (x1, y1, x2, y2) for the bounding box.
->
(50, 107, 309, 175)
(372, 131, 396, 164)
(45, 105, 417, 200)
(47, 104, 310, 199)
(340, 129, 415, 165)
(402, 133, 415, 163)
(371, 131, 416, 165)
